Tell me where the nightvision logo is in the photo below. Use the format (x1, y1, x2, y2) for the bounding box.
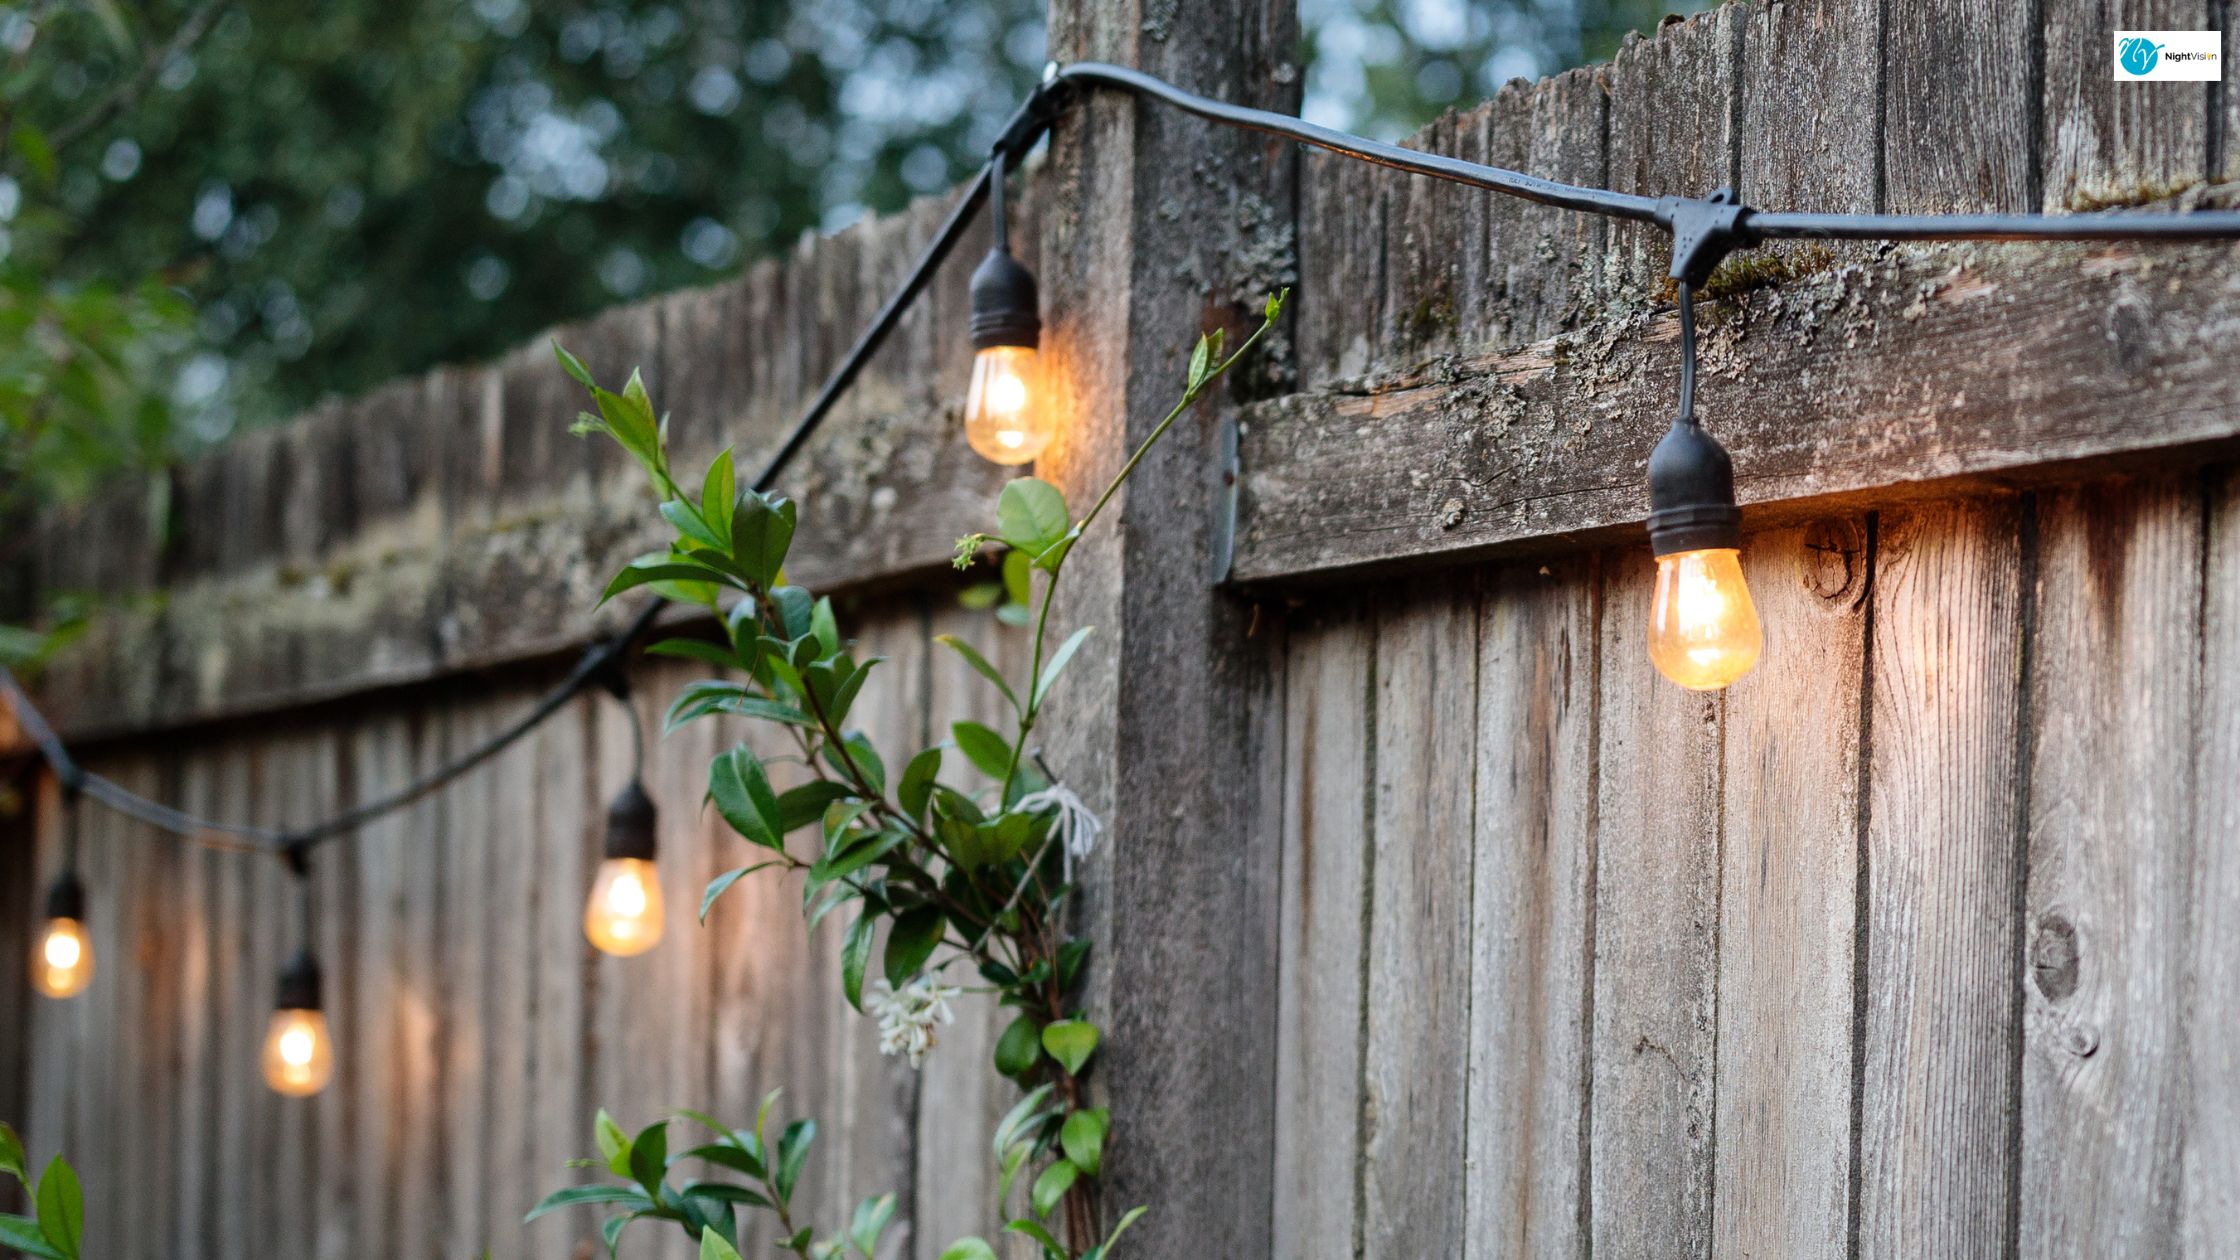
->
(2115, 31, 2222, 80)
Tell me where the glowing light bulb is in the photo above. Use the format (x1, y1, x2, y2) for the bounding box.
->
(585, 857, 665, 956)
(31, 916, 92, 998)
(1648, 547, 1762, 690)
(964, 345, 1051, 465)
(262, 1008, 335, 1097)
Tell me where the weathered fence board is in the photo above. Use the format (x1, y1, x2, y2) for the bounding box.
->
(1855, 498, 2025, 1258)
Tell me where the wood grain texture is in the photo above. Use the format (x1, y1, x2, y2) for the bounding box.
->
(1711, 521, 1869, 1259)
(1883, 0, 2035, 212)
(1270, 600, 1374, 1260)
(1590, 545, 1722, 1260)
(1604, 7, 1740, 301)
(1360, 579, 1477, 1257)
(1463, 558, 1596, 1259)
(1232, 240, 2240, 587)
(1856, 500, 2025, 1258)
(2184, 464, 2240, 1253)
(2020, 477, 2203, 1255)
(2041, 0, 2213, 211)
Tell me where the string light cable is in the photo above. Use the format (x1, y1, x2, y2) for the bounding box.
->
(6, 56, 2238, 855)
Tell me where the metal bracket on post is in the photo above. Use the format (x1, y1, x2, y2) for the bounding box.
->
(1211, 410, 1242, 586)
(1657, 187, 1758, 287)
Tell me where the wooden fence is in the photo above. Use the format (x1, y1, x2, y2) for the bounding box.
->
(7, 1, 2240, 1257)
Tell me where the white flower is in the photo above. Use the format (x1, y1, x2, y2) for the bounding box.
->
(1016, 781, 1103, 882)
(864, 976, 960, 1069)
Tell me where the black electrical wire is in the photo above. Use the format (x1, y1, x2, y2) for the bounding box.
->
(1052, 60, 2240, 243)
(15, 56, 2240, 864)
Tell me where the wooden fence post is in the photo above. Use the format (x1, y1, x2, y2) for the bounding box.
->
(1035, 0, 1298, 1253)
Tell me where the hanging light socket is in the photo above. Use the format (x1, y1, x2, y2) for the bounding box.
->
(275, 948, 322, 1012)
(969, 247, 1042, 352)
(603, 778, 658, 862)
(1646, 418, 1741, 558)
(44, 869, 86, 923)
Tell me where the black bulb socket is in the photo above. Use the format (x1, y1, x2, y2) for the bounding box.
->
(1646, 418, 1742, 557)
(43, 870, 85, 922)
(604, 778, 658, 862)
(275, 949, 323, 1013)
(969, 247, 1041, 351)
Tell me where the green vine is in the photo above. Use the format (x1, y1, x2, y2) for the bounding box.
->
(530, 290, 1287, 1260)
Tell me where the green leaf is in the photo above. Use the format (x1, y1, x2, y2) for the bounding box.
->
(645, 638, 740, 669)
(1002, 549, 1034, 607)
(1041, 1020, 1100, 1075)
(627, 1122, 669, 1195)
(700, 861, 783, 923)
(596, 1109, 632, 1176)
(841, 913, 877, 1012)
(774, 1120, 816, 1202)
(822, 733, 886, 794)
(554, 340, 595, 388)
(603, 554, 738, 605)
(1034, 625, 1095, 707)
(679, 1143, 765, 1179)
(811, 597, 841, 657)
(994, 1015, 1043, 1078)
(731, 494, 798, 587)
(938, 1240, 998, 1260)
(1187, 331, 1213, 390)
(992, 1084, 1055, 1160)
(849, 1194, 897, 1256)
(952, 721, 1014, 780)
(898, 747, 942, 822)
(662, 499, 727, 552)
(1265, 288, 1289, 322)
(0, 1123, 23, 1184)
(778, 781, 855, 833)
(701, 449, 736, 544)
(934, 635, 1019, 714)
(1031, 1158, 1078, 1220)
(0, 1215, 62, 1260)
(708, 747, 782, 849)
(525, 1184, 653, 1223)
(1102, 1205, 1149, 1255)
(1061, 1108, 1108, 1176)
(602, 1214, 632, 1258)
(998, 478, 1071, 559)
(34, 1156, 80, 1260)
(680, 1181, 774, 1209)
(699, 1228, 744, 1260)
(884, 907, 945, 987)
(1005, 1218, 1066, 1256)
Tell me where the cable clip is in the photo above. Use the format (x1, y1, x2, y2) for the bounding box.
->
(1658, 188, 1757, 288)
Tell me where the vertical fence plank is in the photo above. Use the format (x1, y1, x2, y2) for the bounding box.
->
(1857, 500, 2026, 1258)
(2042, 0, 2213, 210)
(1884, 0, 2035, 212)
(1270, 600, 1373, 1260)
(1712, 520, 1870, 1259)
(2021, 477, 2203, 1255)
(1500, 66, 1608, 340)
(2186, 465, 2240, 1251)
(529, 700, 595, 1258)
(1360, 578, 1477, 1256)
(1590, 546, 1722, 1260)
(1605, 7, 1741, 301)
(1463, 558, 1597, 1259)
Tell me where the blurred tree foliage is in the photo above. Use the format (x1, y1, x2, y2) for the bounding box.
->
(0, 0, 1706, 529)
(1300, 0, 1714, 138)
(3, 0, 1048, 465)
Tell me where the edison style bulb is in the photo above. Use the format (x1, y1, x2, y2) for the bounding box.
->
(31, 916, 92, 998)
(1647, 547, 1762, 690)
(262, 1008, 335, 1097)
(964, 345, 1051, 465)
(585, 857, 665, 957)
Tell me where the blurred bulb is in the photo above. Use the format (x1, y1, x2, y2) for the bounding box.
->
(585, 857, 665, 957)
(31, 917, 92, 998)
(964, 345, 1051, 465)
(1648, 547, 1762, 690)
(262, 1008, 334, 1096)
